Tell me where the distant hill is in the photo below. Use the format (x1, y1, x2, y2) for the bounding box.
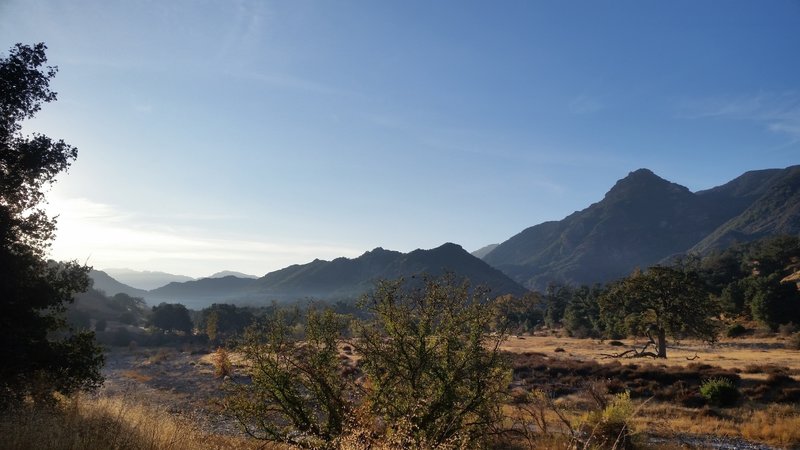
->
(138, 243, 527, 309)
(482, 166, 800, 290)
(103, 268, 194, 290)
(89, 270, 149, 298)
(206, 270, 259, 279)
(471, 244, 499, 259)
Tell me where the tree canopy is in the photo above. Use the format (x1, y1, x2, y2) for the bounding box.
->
(150, 302, 193, 334)
(0, 43, 103, 406)
(599, 266, 719, 358)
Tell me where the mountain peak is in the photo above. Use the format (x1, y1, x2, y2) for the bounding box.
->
(605, 168, 689, 200)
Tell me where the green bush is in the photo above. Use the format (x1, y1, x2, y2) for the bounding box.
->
(700, 378, 740, 407)
(726, 323, 747, 338)
(581, 391, 635, 449)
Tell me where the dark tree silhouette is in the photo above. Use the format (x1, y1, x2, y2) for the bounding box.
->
(151, 302, 193, 334)
(0, 43, 103, 406)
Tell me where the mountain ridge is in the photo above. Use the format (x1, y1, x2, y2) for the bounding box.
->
(482, 165, 800, 290)
(91, 243, 527, 309)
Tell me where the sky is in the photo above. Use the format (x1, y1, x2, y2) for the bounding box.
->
(1, 1, 798, 278)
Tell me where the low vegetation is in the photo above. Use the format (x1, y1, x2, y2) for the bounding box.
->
(0, 394, 263, 450)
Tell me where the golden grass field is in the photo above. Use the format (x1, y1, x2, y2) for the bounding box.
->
(501, 333, 800, 377)
(4, 333, 800, 449)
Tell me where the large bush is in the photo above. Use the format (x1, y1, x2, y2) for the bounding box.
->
(226, 275, 510, 449)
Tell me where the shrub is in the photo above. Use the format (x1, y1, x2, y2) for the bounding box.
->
(726, 323, 747, 338)
(789, 332, 800, 350)
(778, 322, 798, 336)
(581, 391, 636, 449)
(699, 378, 739, 407)
(211, 347, 233, 379)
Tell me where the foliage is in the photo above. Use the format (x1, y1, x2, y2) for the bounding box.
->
(543, 283, 572, 328)
(226, 308, 353, 448)
(211, 347, 233, 379)
(199, 303, 254, 343)
(150, 302, 193, 334)
(563, 284, 604, 338)
(697, 235, 800, 326)
(0, 43, 103, 407)
(743, 274, 800, 330)
(726, 323, 748, 338)
(492, 292, 542, 334)
(599, 266, 719, 358)
(228, 275, 510, 449)
(699, 378, 739, 407)
(581, 391, 636, 449)
(353, 275, 510, 448)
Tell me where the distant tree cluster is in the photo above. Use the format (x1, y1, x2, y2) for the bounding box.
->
(697, 235, 800, 330)
(525, 235, 800, 357)
(198, 303, 255, 343)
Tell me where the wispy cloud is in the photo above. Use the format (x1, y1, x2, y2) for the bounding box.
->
(680, 91, 800, 141)
(45, 197, 361, 277)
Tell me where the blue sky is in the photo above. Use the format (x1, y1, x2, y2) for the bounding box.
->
(1, 1, 798, 277)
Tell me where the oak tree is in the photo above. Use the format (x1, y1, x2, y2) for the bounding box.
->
(0, 43, 103, 406)
(599, 266, 719, 358)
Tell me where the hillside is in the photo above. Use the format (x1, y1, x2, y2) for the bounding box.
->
(132, 243, 527, 308)
(89, 270, 149, 298)
(692, 166, 800, 253)
(483, 166, 800, 290)
(254, 242, 527, 300)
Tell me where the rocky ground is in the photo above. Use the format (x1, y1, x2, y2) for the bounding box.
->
(100, 346, 243, 436)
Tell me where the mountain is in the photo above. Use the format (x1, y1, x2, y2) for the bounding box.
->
(103, 268, 194, 290)
(483, 166, 800, 290)
(140, 243, 527, 309)
(471, 244, 499, 259)
(206, 270, 259, 279)
(691, 166, 800, 253)
(254, 242, 527, 300)
(89, 270, 149, 298)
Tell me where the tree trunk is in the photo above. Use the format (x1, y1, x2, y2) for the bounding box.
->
(656, 328, 667, 358)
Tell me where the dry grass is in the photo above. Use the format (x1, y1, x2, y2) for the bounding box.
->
(502, 334, 800, 379)
(740, 404, 800, 447)
(0, 394, 269, 450)
(635, 401, 800, 448)
(120, 370, 153, 383)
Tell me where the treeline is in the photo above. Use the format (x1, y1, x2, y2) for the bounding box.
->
(524, 234, 800, 338)
(76, 234, 800, 349)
